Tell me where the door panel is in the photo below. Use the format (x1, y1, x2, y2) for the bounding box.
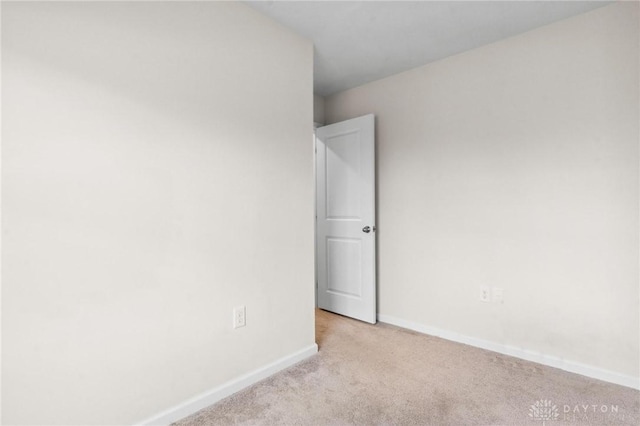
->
(316, 114, 375, 324)
(326, 130, 361, 219)
(327, 237, 362, 297)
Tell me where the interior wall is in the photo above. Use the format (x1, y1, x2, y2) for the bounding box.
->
(2, 2, 314, 424)
(314, 94, 326, 126)
(325, 2, 639, 379)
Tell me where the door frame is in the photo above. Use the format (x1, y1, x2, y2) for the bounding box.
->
(313, 123, 320, 309)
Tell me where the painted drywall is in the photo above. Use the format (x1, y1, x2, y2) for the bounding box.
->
(2, 2, 314, 424)
(325, 2, 639, 379)
(314, 94, 325, 126)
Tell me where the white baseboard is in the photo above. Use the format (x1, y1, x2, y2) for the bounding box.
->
(377, 314, 640, 390)
(137, 343, 318, 426)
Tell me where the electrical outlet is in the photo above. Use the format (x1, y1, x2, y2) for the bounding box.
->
(233, 306, 246, 329)
(480, 285, 491, 303)
(493, 287, 504, 304)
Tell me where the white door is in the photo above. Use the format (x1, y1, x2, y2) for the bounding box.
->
(315, 114, 376, 324)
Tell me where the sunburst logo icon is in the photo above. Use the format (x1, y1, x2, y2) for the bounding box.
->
(529, 399, 559, 425)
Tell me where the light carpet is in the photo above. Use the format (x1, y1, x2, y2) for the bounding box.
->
(176, 309, 639, 425)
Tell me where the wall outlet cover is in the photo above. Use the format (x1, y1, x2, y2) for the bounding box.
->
(480, 285, 491, 303)
(233, 306, 246, 328)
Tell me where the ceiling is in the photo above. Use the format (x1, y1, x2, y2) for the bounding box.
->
(246, 1, 611, 96)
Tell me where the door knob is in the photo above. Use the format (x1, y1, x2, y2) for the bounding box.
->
(363, 226, 371, 233)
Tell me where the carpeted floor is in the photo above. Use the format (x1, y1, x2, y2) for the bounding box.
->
(176, 309, 640, 425)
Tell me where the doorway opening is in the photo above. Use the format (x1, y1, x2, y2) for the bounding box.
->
(314, 115, 377, 324)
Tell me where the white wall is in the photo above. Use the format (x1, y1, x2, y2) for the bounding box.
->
(325, 2, 639, 380)
(2, 2, 314, 424)
(314, 94, 326, 126)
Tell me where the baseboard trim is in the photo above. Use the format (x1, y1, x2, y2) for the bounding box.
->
(137, 343, 319, 425)
(377, 314, 639, 390)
